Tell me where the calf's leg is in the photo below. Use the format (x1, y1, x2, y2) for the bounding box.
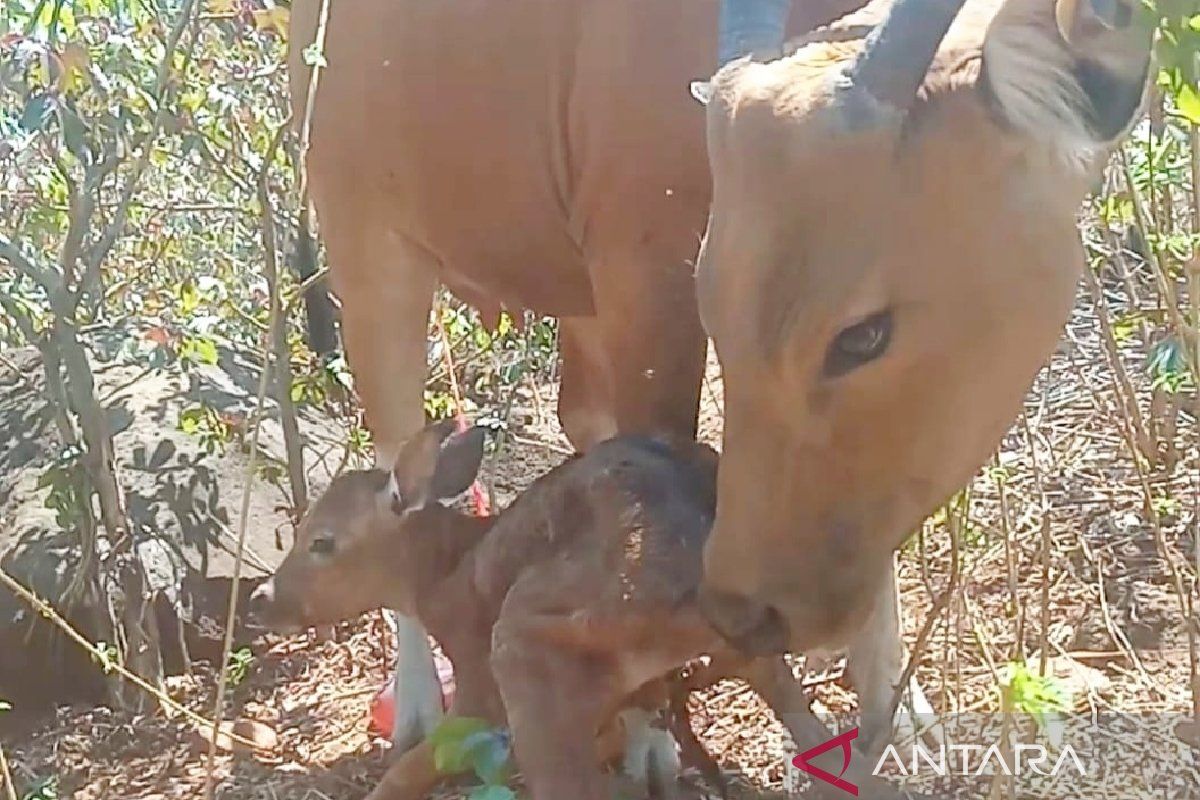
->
(363, 739, 440, 800)
(491, 625, 619, 800)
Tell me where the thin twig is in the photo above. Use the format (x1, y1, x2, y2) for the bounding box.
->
(1186, 125, 1200, 725)
(1095, 554, 1159, 694)
(1020, 413, 1053, 677)
(295, 0, 332, 203)
(0, 740, 16, 800)
(288, 264, 330, 311)
(994, 453, 1025, 663)
(1121, 151, 1199, 378)
(257, 119, 308, 513)
(1082, 245, 1154, 460)
(886, 521, 959, 730)
(0, 567, 258, 749)
(202, 125, 290, 800)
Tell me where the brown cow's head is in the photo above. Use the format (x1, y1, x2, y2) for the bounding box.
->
(698, 0, 1154, 653)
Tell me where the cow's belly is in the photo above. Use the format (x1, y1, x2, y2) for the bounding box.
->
(298, 0, 726, 317)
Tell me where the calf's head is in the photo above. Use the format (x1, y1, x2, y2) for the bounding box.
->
(250, 421, 486, 630)
(698, 0, 1153, 652)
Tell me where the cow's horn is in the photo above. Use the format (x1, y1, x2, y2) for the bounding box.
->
(718, 0, 791, 66)
(841, 0, 968, 116)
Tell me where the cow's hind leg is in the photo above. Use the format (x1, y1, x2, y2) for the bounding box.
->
(587, 245, 707, 443)
(579, 245, 706, 788)
(323, 213, 442, 752)
(558, 316, 617, 451)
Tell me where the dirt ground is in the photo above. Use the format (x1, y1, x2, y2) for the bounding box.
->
(4, 274, 1200, 799)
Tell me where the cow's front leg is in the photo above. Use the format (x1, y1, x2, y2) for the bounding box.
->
(743, 656, 907, 800)
(845, 559, 935, 759)
(327, 218, 442, 752)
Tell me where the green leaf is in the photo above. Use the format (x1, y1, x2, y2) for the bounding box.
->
(179, 407, 202, 434)
(1178, 83, 1200, 124)
(179, 279, 201, 315)
(429, 716, 493, 775)
(92, 641, 120, 674)
(1003, 661, 1071, 730)
(180, 335, 218, 366)
(196, 338, 218, 364)
(1110, 311, 1144, 344)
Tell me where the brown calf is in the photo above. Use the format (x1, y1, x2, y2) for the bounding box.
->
(286, 0, 871, 751)
(696, 0, 1155, 658)
(251, 422, 907, 800)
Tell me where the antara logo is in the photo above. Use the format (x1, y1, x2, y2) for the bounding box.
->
(788, 726, 1090, 797)
(791, 727, 860, 796)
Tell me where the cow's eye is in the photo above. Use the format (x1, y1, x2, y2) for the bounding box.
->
(823, 310, 893, 378)
(309, 536, 336, 556)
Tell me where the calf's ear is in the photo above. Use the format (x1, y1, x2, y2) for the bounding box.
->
(430, 426, 487, 501)
(389, 419, 469, 510)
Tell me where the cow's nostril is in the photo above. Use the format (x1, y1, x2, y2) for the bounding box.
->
(698, 586, 789, 656)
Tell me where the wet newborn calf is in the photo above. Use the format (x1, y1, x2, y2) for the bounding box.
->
(251, 421, 895, 800)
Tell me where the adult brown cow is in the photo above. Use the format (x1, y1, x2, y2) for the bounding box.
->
(287, 0, 888, 763)
(697, 0, 1154, 688)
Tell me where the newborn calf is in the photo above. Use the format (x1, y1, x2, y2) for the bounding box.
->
(251, 421, 899, 800)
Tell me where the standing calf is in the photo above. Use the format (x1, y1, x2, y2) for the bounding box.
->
(251, 421, 904, 800)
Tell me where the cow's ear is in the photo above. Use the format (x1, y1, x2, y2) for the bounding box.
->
(691, 80, 714, 106)
(982, 0, 1152, 148)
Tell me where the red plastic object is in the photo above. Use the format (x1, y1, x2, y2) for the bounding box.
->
(369, 649, 457, 737)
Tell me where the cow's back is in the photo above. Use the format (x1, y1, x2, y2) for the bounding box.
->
(290, 1, 862, 317)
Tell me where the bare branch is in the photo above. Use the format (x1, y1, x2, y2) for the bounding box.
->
(70, 0, 202, 312)
(203, 117, 292, 800)
(0, 235, 63, 296)
(257, 118, 307, 512)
